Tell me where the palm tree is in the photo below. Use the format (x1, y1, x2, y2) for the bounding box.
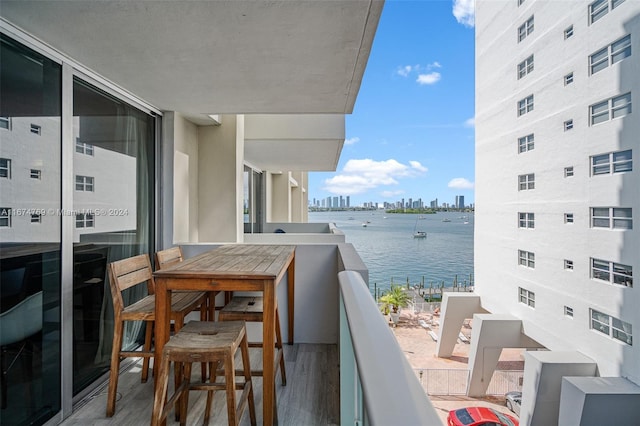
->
(380, 285, 411, 314)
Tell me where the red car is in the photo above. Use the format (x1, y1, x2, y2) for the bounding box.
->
(447, 406, 519, 426)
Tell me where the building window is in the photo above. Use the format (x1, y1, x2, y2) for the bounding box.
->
(30, 169, 41, 179)
(591, 149, 632, 175)
(30, 123, 41, 135)
(0, 207, 11, 227)
(565, 259, 574, 270)
(0, 116, 10, 130)
(565, 213, 574, 223)
(589, 0, 609, 23)
(564, 119, 574, 131)
(31, 214, 42, 224)
(590, 92, 631, 125)
(591, 207, 632, 229)
(592, 258, 633, 287)
(519, 287, 535, 307)
(518, 94, 534, 116)
(564, 166, 574, 177)
(590, 34, 631, 75)
(518, 55, 534, 79)
(565, 306, 574, 317)
(591, 309, 632, 345)
(519, 212, 535, 229)
(518, 16, 534, 42)
(75, 213, 95, 228)
(518, 134, 534, 153)
(75, 138, 95, 156)
(564, 73, 574, 85)
(518, 173, 535, 190)
(75, 175, 95, 192)
(0, 158, 11, 179)
(564, 25, 574, 39)
(518, 250, 535, 268)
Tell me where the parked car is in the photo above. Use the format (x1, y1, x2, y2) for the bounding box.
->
(447, 406, 519, 426)
(505, 391, 522, 415)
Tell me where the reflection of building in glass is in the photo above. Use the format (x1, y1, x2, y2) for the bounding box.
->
(0, 118, 137, 243)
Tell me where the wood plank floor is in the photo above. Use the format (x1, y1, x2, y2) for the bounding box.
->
(61, 344, 338, 426)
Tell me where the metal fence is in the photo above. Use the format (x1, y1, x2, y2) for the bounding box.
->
(415, 369, 524, 396)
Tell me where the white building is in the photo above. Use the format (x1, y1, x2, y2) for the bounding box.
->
(439, 1, 640, 424)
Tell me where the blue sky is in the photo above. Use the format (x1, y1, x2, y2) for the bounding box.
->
(308, 0, 475, 207)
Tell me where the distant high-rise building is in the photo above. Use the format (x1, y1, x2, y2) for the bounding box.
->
(455, 195, 465, 209)
(430, 198, 438, 208)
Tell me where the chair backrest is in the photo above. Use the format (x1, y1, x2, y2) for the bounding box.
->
(154, 246, 183, 270)
(107, 254, 154, 314)
(0, 291, 43, 346)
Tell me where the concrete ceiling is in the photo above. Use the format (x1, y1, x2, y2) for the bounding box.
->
(0, 1, 383, 125)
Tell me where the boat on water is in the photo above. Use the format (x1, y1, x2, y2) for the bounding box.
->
(442, 218, 451, 222)
(413, 217, 426, 238)
(362, 222, 368, 227)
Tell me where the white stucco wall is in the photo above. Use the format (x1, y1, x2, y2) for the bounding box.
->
(476, 0, 640, 384)
(197, 114, 242, 243)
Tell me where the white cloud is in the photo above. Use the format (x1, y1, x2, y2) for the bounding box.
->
(426, 61, 441, 70)
(417, 72, 441, 85)
(323, 159, 428, 195)
(397, 65, 413, 77)
(344, 137, 360, 145)
(409, 160, 428, 172)
(448, 177, 475, 189)
(464, 117, 475, 128)
(453, 0, 475, 28)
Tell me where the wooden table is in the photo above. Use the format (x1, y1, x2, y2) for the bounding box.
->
(152, 244, 295, 426)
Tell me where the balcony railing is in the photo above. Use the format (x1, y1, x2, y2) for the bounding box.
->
(338, 270, 442, 425)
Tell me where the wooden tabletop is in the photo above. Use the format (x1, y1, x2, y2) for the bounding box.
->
(153, 244, 295, 280)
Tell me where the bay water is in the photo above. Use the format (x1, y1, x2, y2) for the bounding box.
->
(308, 210, 474, 296)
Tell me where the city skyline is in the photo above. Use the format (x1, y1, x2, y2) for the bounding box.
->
(307, 0, 476, 207)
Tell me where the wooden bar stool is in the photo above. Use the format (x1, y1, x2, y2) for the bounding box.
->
(151, 321, 256, 426)
(106, 254, 208, 417)
(218, 296, 287, 385)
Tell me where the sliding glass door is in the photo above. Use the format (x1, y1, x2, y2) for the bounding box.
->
(0, 33, 157, 425)
(0, 33, 62, 425)
(71, 78, 155, 394)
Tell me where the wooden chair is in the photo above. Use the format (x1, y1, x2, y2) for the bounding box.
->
(106, 254, 208, 417)
(218, 296, 287, 386)
(151, 321, 256, 426)
(155, 246, 215, 321)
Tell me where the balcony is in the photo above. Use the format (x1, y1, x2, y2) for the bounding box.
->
(60, 240, 441, 425)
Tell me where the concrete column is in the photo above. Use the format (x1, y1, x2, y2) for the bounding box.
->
(436, 293, 485, 358)
(197, 114, 242, 242)
(467, 314, 544, 397)
(558, 376, 640, 426)
(520, 351, 597, 426)
(270, 171, 290, 222)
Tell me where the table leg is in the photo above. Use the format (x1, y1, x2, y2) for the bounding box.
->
(287, 255, 295, 345)
(152, 280, 171, 426)
(263, 279, 276, 425)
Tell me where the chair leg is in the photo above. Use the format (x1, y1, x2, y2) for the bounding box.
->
(224, 350, 238, 426)
(173, 318, 185, 421)
(106, 320, 124, 417)
(179, 362, 192, 426)
(150, 351, 171, 426)
(141, 320, 153, 383)
(240, 334, 257, 426)
(275, 307, 287, 386)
